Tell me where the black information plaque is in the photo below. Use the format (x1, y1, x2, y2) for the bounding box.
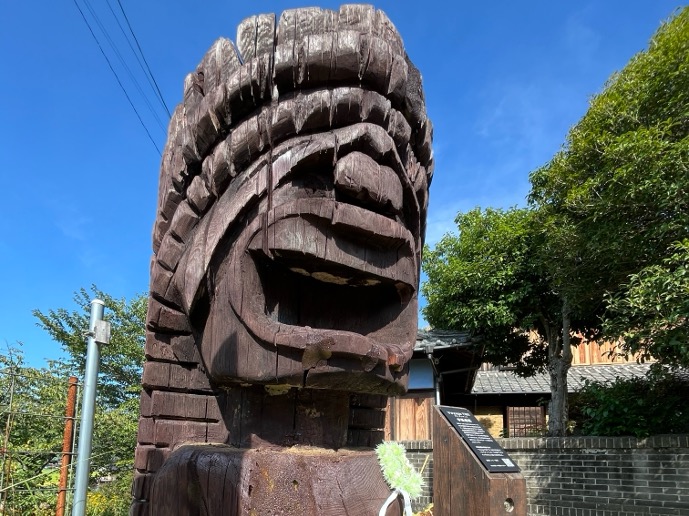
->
(438, 406, 520, 473)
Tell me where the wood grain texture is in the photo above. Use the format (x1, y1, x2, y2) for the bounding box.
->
(387, 391, 435, 441)
(149, 446, 401, 516)
(135, 4, 434, 514)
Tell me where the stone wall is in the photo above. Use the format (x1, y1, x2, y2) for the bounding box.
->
(400, 435, 689, 516)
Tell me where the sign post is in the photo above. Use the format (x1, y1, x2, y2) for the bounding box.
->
(433, 405, 526, 516)
(438, 406, 520, 473)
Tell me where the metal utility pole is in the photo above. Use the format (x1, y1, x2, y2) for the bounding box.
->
(72, 299, 110, 516)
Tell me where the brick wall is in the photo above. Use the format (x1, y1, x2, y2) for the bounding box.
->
(400, 435, 689, 515)
(500, 434, 689, 516)
(401, 440, 434, 512)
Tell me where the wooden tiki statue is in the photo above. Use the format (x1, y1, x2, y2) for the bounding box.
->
(133, 4, 433, 515)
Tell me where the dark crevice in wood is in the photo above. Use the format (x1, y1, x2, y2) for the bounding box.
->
(142, 357, 200, 366)
(175, 161, 202, 201)
(149, 291, 184, 312)
(188, 280, 210, 331)
(146, 385, 216, 396)
(154, 259, 174, 274)
(152, 415, 215, 423)
(252, 250, 406, 334)
(181, 78, 425, 178)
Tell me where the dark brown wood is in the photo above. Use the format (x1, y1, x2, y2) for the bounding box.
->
(150, 446, 400, 516)
(135, 4, 433, 514)
(433, 407, 527, 516)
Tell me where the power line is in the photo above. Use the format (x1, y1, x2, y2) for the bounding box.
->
(105, 0, 170, 120)
(113, 0, 172, 118)
(81, 0, 167, 134)
(72, 0, 162, 156)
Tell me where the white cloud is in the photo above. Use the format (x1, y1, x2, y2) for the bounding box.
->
(49, 200, 92, 242)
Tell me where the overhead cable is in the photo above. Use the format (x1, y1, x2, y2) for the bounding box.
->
(73, 0, 162, 156)
(113, 0, 172, 118)
(81, 0, 167, 133)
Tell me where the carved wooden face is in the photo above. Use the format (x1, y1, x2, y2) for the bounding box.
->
(149, 6, 433, 394)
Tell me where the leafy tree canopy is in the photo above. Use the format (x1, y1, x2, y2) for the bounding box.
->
(421, 208, 591, 435)
(604, 240, 689, 368)
(33, 285, 146, 407)
(529, 7, 689, 363)
(0, 286, 147, 514)
(422, 207, 554, 374)
(0, 346, 68, 514)
(0, 341, 140, 515)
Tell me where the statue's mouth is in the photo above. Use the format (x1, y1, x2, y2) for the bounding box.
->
(222, 140, 420, 379)
(178, 103, 427, 391)
(244, 197, 417, 338)
(254, 198, 416, 289)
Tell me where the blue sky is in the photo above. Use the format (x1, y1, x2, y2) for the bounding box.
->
(0, 1, 683, 367)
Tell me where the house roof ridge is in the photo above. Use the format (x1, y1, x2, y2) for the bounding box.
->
(471, 362, 653, 395)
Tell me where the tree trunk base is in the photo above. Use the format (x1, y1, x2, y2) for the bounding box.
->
(146, 444, 400, 516)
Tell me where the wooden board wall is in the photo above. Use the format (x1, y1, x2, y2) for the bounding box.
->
(571, 340, 634, 365)
(385, 391, 435, 441)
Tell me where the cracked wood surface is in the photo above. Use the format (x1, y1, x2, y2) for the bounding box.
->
(134, 4, 432, 514)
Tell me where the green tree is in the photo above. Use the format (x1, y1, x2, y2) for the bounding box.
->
(27, 286, 146, 514)
(0, 345, 72, 514)
(570, 370, 689, 437)
(423, 208, 546, 370)
(529, 7, 689, 365)
(33, 286, 146, 407)
(0, 341, 139, 515)
(425, 7, 688, 439)
(603, 240, 689, 368)
(422, 207, 583, 436)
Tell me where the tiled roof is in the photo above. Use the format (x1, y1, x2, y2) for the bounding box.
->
(471, 363, 652, 394)
(414, 329, 476, 351)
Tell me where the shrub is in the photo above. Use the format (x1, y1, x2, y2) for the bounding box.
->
(570, 369, 689, 437)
